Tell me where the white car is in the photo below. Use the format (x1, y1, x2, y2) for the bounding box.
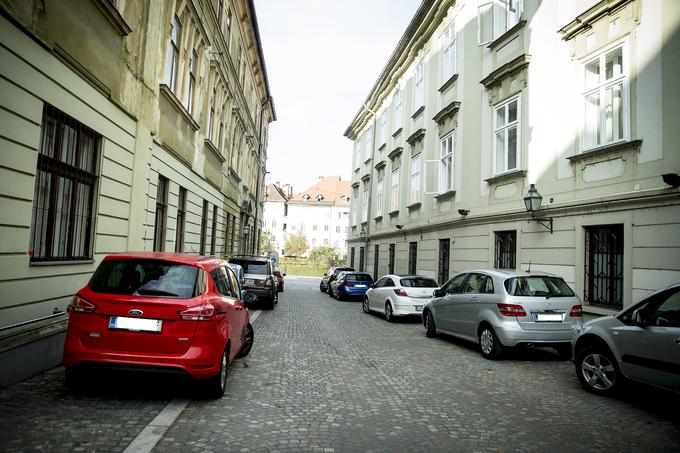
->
(363, 275, 439, 322)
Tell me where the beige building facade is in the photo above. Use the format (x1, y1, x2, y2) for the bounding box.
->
(345, 0, 680, 314)
(0, 0, 275, 385)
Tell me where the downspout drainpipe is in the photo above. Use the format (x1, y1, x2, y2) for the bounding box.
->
(363, 103, 377, 274)
(252, 96, 273, 254)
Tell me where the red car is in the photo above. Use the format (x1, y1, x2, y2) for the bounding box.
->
(63, 252, 255, 398)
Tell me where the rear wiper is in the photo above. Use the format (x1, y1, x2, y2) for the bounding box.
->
(135, 288, 180, 297)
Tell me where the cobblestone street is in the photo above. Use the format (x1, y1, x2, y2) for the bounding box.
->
(1, 276, 679, 452)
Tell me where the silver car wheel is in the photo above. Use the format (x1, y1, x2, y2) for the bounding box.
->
(581, 352, 616, 390)
(219, 349, 228, 391)
(362, 298, 370, 313)
(480, 329, 494, 355)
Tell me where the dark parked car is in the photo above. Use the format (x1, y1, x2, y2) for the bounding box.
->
(329, 272, 374, 301)
(228, 256, 278, 309)
(572, 283, 680, 396)
(320, 266, 354, 293)
(63, 252, 255, 398)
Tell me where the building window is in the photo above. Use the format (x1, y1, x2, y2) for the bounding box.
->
(376, 178, 384, 217)
(350, 247, 355, 268)
(208, 88, 216, 140)
(414, 63, 425, 110)
(390, 168, 400, 212)
(175, 186, 187, 252)
(585, 225, 623, 309)
(226, 8, 232, 41)
(494, 96, 520, 175)
(153, 175, 168, 251)
(359, 246, 365, 272)
(393, 88, 403, 131)
(187, 50, 198, 114)
(379, 113, 387, 147)
(324, 238, 328, 245)
(363, 127, 373, 162)
(362, 185, 369, 223)
(200, 200, 209, 255)
(313, 225, 317, 231)
(373, 244, 379, 281)
(410, 155, 421, 204)
(165, 16, 181, 92)
(353, 141, 361, 170)
(442, 22, 456, 81)
(29, 105, 100, 262)
(440, 133, 454, 193)
(478, 0, 522, 45)
(582, 43, 628, 150)
(388, 244, 395, 274)
(324, 225, 329, 231)
(495, 231, 516, 269)
(438, 239, 450, 285)
(210, 205, 218, 256)
(408, 242, 417, 275)
(345, 227, 349, 233)
(272, 220, 277, 228)
(335, 226, 340, 233)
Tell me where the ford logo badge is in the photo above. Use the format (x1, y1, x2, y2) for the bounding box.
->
(129, 309, 143, 316)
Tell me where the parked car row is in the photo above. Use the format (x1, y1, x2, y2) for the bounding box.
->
(323, 266, 680, 397)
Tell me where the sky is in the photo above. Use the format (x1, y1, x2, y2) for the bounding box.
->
(254, 0, 422, 193)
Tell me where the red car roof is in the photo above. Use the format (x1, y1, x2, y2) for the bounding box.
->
(102, 252, 224, 270)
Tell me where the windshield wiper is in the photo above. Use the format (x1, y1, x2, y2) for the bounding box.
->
(135, 288, 180, 297)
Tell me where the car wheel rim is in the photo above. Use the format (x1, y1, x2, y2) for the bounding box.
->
(480, 329, 493, 354)
(581, 353, 616, 390)
(363, 299, 369, 312)
(219, 350, 228, 391)
(243, 326, 253, 354)
(386, 305, 392, 319)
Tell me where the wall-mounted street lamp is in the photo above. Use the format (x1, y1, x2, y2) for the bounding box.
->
(523, 184, 553, 234)
(457, 209, 469, 217)
(359, 226, 369, 242)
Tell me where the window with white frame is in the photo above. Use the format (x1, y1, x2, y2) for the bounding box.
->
(364, 127, 373, 162)
(410, 155, 421, 204)
(582, 43, 628, 150)
(494, 96, 520, 175)
(478, 0, 522, 45)
(414, 63, 425, 110)
(390, 168, 400, 212)
(376, 177, 384, 217)
(353, 141, 361, 169)
(393, 88, 403, 131)
(442, 22, 457, 82)
(379, 113, 387, 147)
(362, 185, 369, 223)
(187, 50, 198, 114)
(351, 206, 357, 226)
(208, 88, 216, 140)
(440, 133, 454, 192)
(165, 16, 181, 92)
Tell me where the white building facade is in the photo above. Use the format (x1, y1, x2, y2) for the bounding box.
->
(345, 0, 680, 314)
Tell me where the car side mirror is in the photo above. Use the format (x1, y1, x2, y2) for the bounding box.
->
(323, 273, 327, 277)
(283, 273, 286, 276)
(242, 290, 258, 303)
(631, 309, 647, 327)
(433, 289, 444, 298)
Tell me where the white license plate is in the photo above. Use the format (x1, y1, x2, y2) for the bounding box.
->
(109, 316, 162, 333)
(245, 279, 254, 285)
(356, 284, 366, 288)
(533, 313, 563, 322)
(414, 305, 423, 312)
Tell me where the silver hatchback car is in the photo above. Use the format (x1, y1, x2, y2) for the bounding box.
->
(423, 269, 583, 359)
(572, 283, 680, 396)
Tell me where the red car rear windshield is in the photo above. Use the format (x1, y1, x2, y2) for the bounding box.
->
(90, 259, 199, 298)
(504, 276, 575, 297)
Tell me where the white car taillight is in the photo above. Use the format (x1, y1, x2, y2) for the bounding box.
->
(394, 288, 408, 297)
(67, 296, 96, 313)
(179, 303, 215, 321)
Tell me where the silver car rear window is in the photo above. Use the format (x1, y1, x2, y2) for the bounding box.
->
(504, 276, 575, 297)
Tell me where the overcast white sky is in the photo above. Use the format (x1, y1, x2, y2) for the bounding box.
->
(254, 0, 422, 193)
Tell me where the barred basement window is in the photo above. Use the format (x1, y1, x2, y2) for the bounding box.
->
(30, 105, 100, 262)
(153, 175, 168, 251)
(388, 244, 395, 274)
(200, 200, 209, 255)
(495, 230, 516, 269)
(408, 242, 418, 275)
(175, 186, 187, 252)
(210, 205, 218, 256)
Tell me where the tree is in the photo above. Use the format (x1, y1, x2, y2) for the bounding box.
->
(308, 246, 342, 268)
(259, 230, 276, 254)
(284, 232, 308, 257)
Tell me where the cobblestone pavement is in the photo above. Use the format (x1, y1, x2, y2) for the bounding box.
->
(1, 276, 679, 452)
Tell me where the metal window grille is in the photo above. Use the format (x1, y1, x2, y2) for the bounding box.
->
(494, 231, 516, 269)
(585, 225, 623, 309)
(408, 242, 417, 275)
(200, 200, 209, 255)
(359, 247, 365, 272)
(350, 247, 355, 268)
(29, 105, 100, 262)
(175, 187, 187, 252)
(388, 244, 395, 274)
(210, 205, 218, 256)
(373, 244, 379, 281)
(153, 175, 168, 251)
(438, 239, 450, 284)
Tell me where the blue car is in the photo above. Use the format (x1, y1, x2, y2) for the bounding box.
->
(329, 271, 374, 300)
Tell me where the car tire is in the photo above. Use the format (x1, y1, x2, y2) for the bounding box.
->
(337, 289, 344, 301)
(385, 302, 394, 322)
(236, 323, 254, 358)
(554, 344, 572, 360)
(205, 346, 229, 399)
(575, 345, 622, 396)
(362, 297, 370, 313)
(479, 325, 504, 360)
(424, 311, 436, 338)
(320, 282, 325, 292)
(280, 284, 284, 292)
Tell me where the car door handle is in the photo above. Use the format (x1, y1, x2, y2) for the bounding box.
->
(675, 338, 680, 344)
(470, 296, 478, 302)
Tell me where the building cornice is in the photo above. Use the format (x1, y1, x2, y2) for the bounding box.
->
(558, 0, 635, 41)
(433, 101, 461, 124)
(480, 54, 531, 89)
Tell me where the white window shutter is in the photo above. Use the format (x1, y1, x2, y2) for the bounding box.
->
(424, 160, 439, 195)
(478, 2, 494, 46)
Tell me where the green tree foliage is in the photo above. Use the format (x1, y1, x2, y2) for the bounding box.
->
(259, 230, 276, 254)
(308, 246, 342, 268)
(284, 232, 309, 257)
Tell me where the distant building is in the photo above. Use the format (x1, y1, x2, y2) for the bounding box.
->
(264, 177, 351, 257)
(344, 0, 680, 311)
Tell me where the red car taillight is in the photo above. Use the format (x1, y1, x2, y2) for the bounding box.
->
(569, 304, 583, 317)
(265, 277, 274, 287)
(497, 303, 527, 317)
(179, 303, 215, 321)
(67, 296, 96, 313)
(343, 281, 354, 287)
(394, 288, 408, 297)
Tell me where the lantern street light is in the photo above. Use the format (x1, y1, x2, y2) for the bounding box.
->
(523, 184, 553, 234)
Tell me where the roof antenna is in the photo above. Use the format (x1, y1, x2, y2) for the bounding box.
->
(527, 260, 532, 273)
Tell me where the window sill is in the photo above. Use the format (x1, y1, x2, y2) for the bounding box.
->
(378, 143, 387, 151)
(388, 147, 403, 160)
(434, 190, 456, 201)
(388, 210, 400, 217)
(30, 259, 95, 266)
(484, 169, 527, 185)
(392, 127, 403, 138)
(407, 202, 422, 211)
(411, 106, 425, 120)
(438, 74, 459, 93)
(92, 0, 132, 36)
(487, 20, 527, 50)
(160, 84, 200, 131)
(567, 139, 642, 164)
(228, 167, 242, 182)
(204, 139, 226, 163)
